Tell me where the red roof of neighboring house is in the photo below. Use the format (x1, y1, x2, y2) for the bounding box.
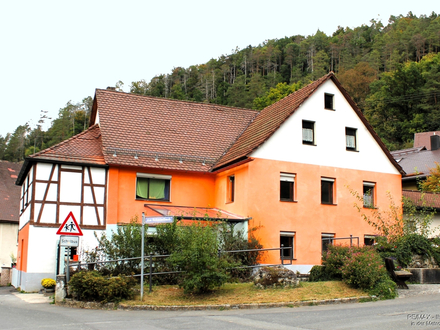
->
(403, 190, 440, 210)
(91, 89, 258, 172)
(0, 161, 22, 223)
(29, 124, 105, 165)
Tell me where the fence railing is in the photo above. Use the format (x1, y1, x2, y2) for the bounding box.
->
(68, 245, 294, 295)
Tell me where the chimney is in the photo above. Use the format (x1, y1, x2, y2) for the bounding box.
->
(431, 134, 440, 151)
(106, 87, 116, 91)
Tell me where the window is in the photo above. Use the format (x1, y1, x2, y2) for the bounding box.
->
(280, 232, 295, 258)
(227, 175, 235, 202)
(364, 235, 376, 246)
(321, 178, 335, 204)
(322, 233, 334, 253)
(363, 182, 375, 208)
(302, 120, 315, 145)
(280, 173, 295, 201)
(346, 127, 357, 151)
(136, 173, 171, 201)
(324, 93, 334, 110)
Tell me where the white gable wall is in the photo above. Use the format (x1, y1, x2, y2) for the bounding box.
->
(251, 80, 400, 175)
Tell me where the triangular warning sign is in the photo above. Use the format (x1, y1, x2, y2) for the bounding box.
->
(56, 211, 83, 236)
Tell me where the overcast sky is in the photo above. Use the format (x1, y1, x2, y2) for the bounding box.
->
(0, 0, 438, 137)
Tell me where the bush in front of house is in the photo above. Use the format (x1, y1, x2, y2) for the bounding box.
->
(68, 270, 136, 303)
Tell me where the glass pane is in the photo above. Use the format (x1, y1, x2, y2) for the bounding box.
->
(136, 178, 149, 199)
(149, 179, 166, 199)
(280, 181, 293, 201)
(321, 181, 333, 204)
(346, 135, 355, 148)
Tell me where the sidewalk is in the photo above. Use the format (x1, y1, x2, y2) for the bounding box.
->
(397, 284, 440, 298)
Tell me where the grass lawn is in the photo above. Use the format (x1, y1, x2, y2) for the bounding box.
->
(125, 281, 366, 306)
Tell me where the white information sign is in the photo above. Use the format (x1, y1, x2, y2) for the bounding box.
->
(142, 216, 174, 225)
(60, 235, 79, 247)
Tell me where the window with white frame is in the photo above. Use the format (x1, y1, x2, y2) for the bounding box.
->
(322, 233, 335, 253)
(321, 177, 335, 204)
(280, 173, 295, 201)
(280, 232, 295, 258)
(363, 182, 375, 208)
(136, 173, 171, 201)
(346, 127, 357, 151)
(302, 120, 315, 145)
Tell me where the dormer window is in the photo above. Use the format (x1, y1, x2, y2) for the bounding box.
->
(324, 93, 334, 110)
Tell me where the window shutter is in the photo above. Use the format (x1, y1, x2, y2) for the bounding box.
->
(280, 173, 295, 182)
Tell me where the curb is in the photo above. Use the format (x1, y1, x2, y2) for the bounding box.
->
(56, 295, 372, 311)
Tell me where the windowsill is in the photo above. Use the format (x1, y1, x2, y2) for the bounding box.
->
(302, 142, 317, 146)
(280, 258, 297, 261)
(136, 198, 171, 203)
(321, 203, 337, 206)
(363, 206, 376, 209)
(225, 201, 234, 204)
(346, 148, 359, 152)
(324, 108, 336, 111)
(280, 200, 297, 203)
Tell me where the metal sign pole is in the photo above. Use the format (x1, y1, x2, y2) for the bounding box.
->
(66, 246, 70, 283)
(140, 212, 145, 301)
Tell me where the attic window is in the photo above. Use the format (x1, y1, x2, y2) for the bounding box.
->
(324, 93, 334, 110)
(302, 120, 315, 145)
(346, 127, 357, 151)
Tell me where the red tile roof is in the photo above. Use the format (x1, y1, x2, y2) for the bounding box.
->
(28, 124, 105, 165)
(0, 161, 22, 223)
(92, 90, 258, 172)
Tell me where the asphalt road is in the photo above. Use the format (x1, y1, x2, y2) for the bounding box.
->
(1, 286, 440, 330)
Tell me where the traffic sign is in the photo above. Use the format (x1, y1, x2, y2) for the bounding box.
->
(56, 212, 83, 236)
(60, 235, 79, 247)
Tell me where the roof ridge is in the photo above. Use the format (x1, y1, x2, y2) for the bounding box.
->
(29, 124, 100, 158)
(96, 89, 259, 114)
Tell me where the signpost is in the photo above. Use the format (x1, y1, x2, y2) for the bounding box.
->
(140, 213, 174, 301)
(57, 212, 83, 283)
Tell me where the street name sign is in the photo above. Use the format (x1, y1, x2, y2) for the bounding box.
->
(142, 216, 174, 225)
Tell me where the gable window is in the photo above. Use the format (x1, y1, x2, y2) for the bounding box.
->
(322, 233, 334, 254)
(280, 232, 295, 259)
(280, 173, 295, 202)
(136, 173, 171, 201)
(346, 127, 357, 151)
(227, 175, 235, 202)
(302, 120, 315, 145)
(321, 177, 335, 204)
(324, 93, 334, 110)
(363, 182, 375, 208)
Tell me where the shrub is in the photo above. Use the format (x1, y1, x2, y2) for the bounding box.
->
(394, 234, 439, 266)
(367, 276, 397, 300)
(341, 247, 387, 290)
(169, 223, 235, 294)
(322, 245, 358, 279)
(308, 265, 331, 282)
(68, 271, 135, 303)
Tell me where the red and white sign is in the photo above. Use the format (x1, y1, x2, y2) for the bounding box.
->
(56, 212, 83, 236)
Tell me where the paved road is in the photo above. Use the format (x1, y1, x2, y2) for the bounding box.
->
(1, 286, 440, 330)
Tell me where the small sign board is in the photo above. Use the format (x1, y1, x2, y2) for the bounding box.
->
(60, 235, 79, 247)
(143, 216, 174, 225)
(56, 212, 83, 236)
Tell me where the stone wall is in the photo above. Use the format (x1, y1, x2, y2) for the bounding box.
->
(1, 267, 12, 286)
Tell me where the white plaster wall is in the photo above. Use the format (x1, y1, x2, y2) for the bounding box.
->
(0, 223, 18, 266)
(27, 226, 102, 274)
(36, 163, 54, 181)
(60, 171, 82, 203)
(251, 80, 400, 175)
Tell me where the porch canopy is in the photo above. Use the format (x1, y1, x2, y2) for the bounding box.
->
(144, 204, 250, 225)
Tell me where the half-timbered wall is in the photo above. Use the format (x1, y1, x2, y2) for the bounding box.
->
(19, 162, 107, 230)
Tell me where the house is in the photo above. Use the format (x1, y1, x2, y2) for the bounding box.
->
(391, 131, 440, 236)
(13, 72, 404, 291)
(0, 161, 21, 267)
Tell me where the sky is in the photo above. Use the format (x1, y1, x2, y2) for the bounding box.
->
(0, 0, 438, 137)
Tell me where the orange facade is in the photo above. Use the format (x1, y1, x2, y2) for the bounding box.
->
(106, 157, 401, 267)
(16, 223, 29, 272)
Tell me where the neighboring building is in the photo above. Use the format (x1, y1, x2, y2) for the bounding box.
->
(13, 73, 404, 291)
(391, 131, 440, 237)
(0, 161, 22, 267)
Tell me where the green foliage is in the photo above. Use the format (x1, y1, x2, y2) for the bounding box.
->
(168, 223, 235, 294)
(419, 162, 440, 193)
(68, 271, 135, 303)
(322, 245, 360, 280)
(367, 277, 398, 300)
(308, 265, 331, 282)
(394, 234, 440, 266)
(252, 82, 302, 110)
(341, 247, 387, 290)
